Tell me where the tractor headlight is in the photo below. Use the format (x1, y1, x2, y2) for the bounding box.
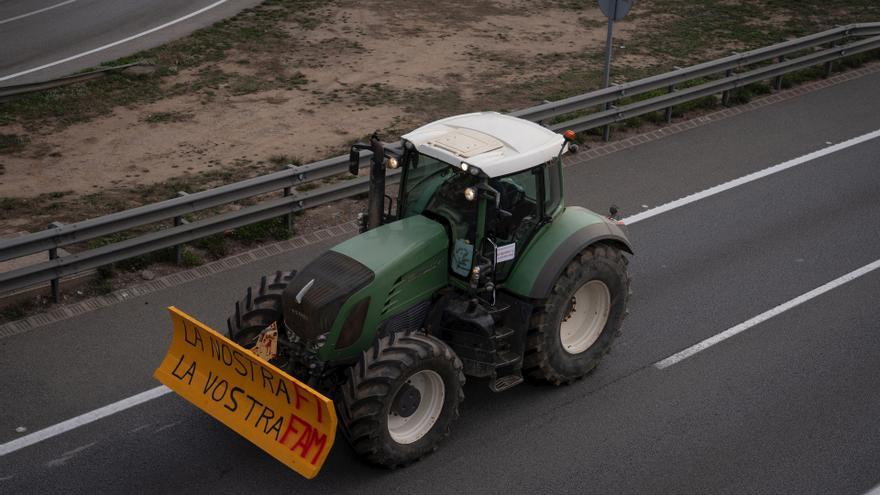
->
(386, 157, 399, 169)
(461, 163, 469, 172)
(464, 187, 477, 201)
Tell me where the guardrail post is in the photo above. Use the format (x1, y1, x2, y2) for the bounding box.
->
(721, 68, 734, 106)
(602, 101, 616, 142)
(774, 55, 785, 90)
(283, 164, 299, 232)
(825, 44, 836, 77)
(48, 221, 63, 303)
(665, 83, 676, 123)
(535, 100, 551, 127)
(174, 191, 189, 265)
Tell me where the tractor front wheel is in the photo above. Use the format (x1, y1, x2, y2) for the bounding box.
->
(339, 332, 464, 468)
(524, 243, 629, 385)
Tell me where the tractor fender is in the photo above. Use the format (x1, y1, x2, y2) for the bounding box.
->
(504, 206, 633, 301)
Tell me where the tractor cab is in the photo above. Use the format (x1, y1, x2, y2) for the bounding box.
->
(355, 112, 571, 288)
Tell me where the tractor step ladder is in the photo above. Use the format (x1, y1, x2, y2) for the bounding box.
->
(487, 303, 511, 323)
(491, 326, 515, 342)
(490, 373, 524, 392)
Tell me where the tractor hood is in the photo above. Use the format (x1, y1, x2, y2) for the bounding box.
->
(333, 215, 447, 277)
(282, 215, 448, 360)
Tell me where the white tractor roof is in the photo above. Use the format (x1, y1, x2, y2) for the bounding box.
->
(402, 112, 566, 178)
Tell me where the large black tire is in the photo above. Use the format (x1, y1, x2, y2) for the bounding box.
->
(338, 332, 465, 468)
(524, 243, 630, 385)
(226, 270, 296, 347)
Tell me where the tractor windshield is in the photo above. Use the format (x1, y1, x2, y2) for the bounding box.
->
(399, 154, 452, 218)
(399, 154, 480, 278)
(398, 151, 560, 281)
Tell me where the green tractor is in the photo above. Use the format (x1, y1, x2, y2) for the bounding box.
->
(227, 112, 632, 467)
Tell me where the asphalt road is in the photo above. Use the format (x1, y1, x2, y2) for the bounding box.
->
(0, 0, 262, 85)
(1, 70, 879, 494)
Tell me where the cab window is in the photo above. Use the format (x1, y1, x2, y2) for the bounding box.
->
(400, 155, 449, 218)
(544, 161, 562, 216)
(488, 168, 541, 281)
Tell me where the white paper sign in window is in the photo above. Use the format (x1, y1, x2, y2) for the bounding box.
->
(495, 243, 516, 264)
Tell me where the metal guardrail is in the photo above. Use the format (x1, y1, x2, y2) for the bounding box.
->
(510, 24, 880, 123)
(1, 23, 879, 298)
(0, 62, 144, 103)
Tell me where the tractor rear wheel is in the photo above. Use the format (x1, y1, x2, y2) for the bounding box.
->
(524, 244, 629, 385)
(226, 270, 296, 348)
(339, 332, 465, 468)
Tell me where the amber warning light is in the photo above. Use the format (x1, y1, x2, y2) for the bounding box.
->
(563, 130, 576, 141)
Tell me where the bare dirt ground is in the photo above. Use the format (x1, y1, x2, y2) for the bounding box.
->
(0, 0, 641, 201)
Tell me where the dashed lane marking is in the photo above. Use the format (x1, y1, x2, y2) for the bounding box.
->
(0, 0, 77, 26)
(655, 258, 880, 369)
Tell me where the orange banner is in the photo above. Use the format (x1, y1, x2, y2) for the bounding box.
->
(154, 307, 336, 479)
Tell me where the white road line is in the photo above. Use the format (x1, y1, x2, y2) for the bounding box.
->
(622, 128, 880, 225)
(654, 258, 880, 369)
(3, 127, 880, 457)
(0, 386, 170, 457)
(0, 0, 77, 26)
(0, 0, 228, 82)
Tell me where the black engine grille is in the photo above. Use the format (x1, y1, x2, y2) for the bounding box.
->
(282, 251, 374, 341)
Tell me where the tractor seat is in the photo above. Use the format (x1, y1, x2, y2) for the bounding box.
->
(491, 179, 525, 213)
(489, 178, 530, 239)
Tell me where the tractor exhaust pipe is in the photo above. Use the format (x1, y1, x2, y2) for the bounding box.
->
(349, 132, 387, 231)
(367, 134, 386, 231)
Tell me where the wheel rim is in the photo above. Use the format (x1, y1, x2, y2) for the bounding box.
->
(560, 280, 611, 354)
(387, 370, 445, 445)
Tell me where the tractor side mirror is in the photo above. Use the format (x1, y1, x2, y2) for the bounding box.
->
(348, 148, 360, 176)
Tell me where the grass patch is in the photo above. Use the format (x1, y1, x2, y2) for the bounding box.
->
(179, 249, 205, 267)
(278, 71, 308, 89)
(1, 73, 166, 129)
(191, 233, 230, 259)
(0, 133, 30, 154)
(228, 74, 272, 95)
(725, 82, 772, 106)
(401, 87, 466, 122)
(232, 217, 292, 244)
(0, 300, 37, 320)
(295, 182, 320, 192)
(269, 154, 301, 166)
(343, 83, 401, 107)
(90, 265, 116, 294)
(86, 232, 133, 250)
(144, 111, 194, 124)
